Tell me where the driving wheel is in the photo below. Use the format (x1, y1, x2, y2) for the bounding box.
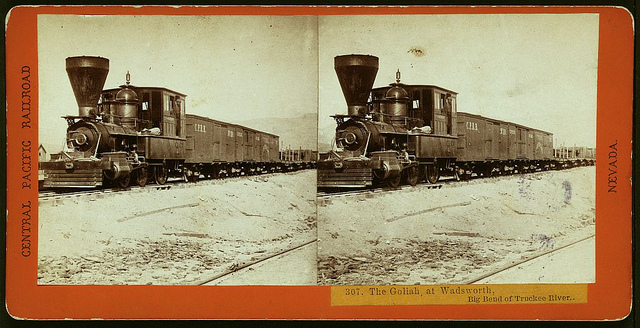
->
(155, 165, 168, 185)
(136, 167, 148, 187)
(426, 165, 440, 184)
(405, 166, 419, 186)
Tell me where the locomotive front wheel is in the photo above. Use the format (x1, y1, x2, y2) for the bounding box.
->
(155, 165, 168, 185)
(426, 165, 439, 184)
(405, 167, 419, 186)
(136, 167, 148, 187)
(117, 174, 131, 188)
(387, 174, 402, 188)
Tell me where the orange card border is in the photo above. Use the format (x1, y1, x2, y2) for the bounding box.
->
(5, 5, 633, 320)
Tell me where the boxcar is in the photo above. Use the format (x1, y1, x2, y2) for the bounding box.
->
(184, 114, 280, 178)
(456, 112, 553, 174)
(185, 114, 279, 163)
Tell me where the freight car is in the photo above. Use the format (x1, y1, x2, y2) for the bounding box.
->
(41, 56, 312, 188)
(280, 148, 318, 163)
(183, 114, 280, 180)
(454, 112, 554, 180)
(554, 146, 596, 168)
(318, 54, 587, 189)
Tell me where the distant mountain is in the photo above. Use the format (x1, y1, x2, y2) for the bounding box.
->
(236, 112, 318, 151)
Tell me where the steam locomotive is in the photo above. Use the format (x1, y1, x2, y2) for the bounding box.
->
(318, 54, 594, 188)
(40, 56, 313, 188)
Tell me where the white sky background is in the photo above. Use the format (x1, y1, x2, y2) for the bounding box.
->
(318, 14, 599, 148)
(38, 15, 318, 152)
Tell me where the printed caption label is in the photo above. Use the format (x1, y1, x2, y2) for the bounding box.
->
(331, 284, 588, 306)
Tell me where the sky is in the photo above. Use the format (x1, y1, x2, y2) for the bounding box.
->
(318, 14, 599, 149)
(37, 15, 318, 152)
(38, 13, 598, 153)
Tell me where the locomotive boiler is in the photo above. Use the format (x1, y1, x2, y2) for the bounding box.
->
(318, 54, 564, 189)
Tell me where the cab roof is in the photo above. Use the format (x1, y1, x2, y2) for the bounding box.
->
(102, 86, 187, 97)
(373, 83, 458, 95)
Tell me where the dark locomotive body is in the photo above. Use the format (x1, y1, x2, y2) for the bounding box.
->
(41, 56, 168, 188)
(318, 55, 460, 188)
(42, 56, 312, 189)
(318, 54, 586, 189)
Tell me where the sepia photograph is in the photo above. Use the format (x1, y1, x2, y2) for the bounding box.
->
(35, 13, 599, 287)
(5, 5, 633, 320)
(315, 14, 598, 285)
(36, 14, 319, 285)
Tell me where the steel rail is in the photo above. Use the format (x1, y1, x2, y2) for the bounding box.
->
(38, 168, 315, 201)
(316, 165, 592, 200)
(463, 234, 595, 284)
(195, 239, 317, 286)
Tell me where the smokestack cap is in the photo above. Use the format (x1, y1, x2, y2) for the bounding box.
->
(334, 54, 379, 68)
(66, 56, 109, 70)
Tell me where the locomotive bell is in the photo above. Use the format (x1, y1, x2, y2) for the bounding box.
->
(66, 56, 110, 117)
(334, 55, 379, 117)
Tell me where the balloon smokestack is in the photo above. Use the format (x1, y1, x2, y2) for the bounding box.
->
(66, 56, 109, 117)
(334, 55, 379, 117)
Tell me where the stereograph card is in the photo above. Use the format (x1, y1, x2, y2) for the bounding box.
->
(4, 5, 633, 320)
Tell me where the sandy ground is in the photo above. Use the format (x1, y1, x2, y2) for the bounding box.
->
(475, 236, 595, 284)
(38, 170, 317, 285)
(317, 167, 595, 285)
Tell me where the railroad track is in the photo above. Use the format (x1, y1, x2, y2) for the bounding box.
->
(39, 169, 314, 202)
(196, 239, 317, 285)
(38, 188, 121, 201)
(317, 183, 443, 202)
(316, 166, 591, 201)
(38, 181, 174, 202)
(463, 234, 595, 284)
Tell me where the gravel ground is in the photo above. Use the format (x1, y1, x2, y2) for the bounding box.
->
(475, 236, 595, 284)
(317, 167, 595, 285)
(38, 170, 317, 285)
(37, 167, 595, 286)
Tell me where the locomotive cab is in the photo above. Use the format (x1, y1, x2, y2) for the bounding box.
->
(100, 86, 187, 138)
(372, 84, 458, 137)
